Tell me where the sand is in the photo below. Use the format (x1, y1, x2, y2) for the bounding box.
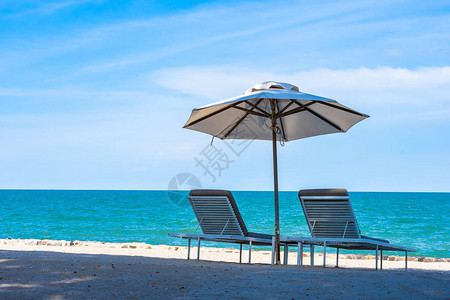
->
(0, 239, 449, 299)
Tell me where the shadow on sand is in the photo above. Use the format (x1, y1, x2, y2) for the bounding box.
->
(0, 250, 448, 299)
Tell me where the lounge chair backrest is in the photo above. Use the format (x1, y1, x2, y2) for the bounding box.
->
(189, 189, 248, 236)
(298, 189, 361, 239)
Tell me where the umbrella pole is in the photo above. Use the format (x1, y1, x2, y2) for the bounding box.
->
(271, 114, 281, 265)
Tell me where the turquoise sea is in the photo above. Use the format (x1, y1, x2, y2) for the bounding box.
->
(0, 190, 448, 258)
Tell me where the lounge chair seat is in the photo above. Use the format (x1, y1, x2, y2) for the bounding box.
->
(360, 235, 390, 244)
(280, 188, 415, 270)
(246, 232, 273, 239)
(168, 189, 274, 264)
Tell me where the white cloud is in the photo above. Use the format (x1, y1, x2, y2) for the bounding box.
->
(151, 65, 450, 121)
(152, 66, 275, 100)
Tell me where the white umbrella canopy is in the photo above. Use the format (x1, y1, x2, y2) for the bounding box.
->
(183, 81, 369, 264)
(184, 81, 368, 141)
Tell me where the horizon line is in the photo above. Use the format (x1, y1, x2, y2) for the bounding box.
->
(0, 188, 448, 193)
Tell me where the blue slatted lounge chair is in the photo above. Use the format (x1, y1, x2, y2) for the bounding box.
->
(280, 189, 415, 270)
(169, 189, 274, 264)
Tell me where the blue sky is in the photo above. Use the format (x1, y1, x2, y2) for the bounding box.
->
(0, 0, 449, 192)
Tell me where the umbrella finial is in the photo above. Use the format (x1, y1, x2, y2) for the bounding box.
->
(244, 81, 299, 94)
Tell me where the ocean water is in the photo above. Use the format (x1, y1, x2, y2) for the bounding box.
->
(0, 190, 448, 258)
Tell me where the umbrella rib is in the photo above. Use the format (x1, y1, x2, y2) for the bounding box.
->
(317, 101, 367, 117)
(305, 107, 343, 131)
(279, 101, 316, 117)
(243, 100, 271, 117)
(232, 106, 267, 117)
(184, 100, 246, 127)
(276, 101, 287, 141)
(276, 100, 295, 118)
(223, 99, 264, 138)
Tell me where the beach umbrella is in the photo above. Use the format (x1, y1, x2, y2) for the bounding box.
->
(183, 81, 369, 264)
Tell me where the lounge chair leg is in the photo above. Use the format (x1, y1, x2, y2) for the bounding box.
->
(271, 236, 275, 265)
(375, 245, 378, 271)
(197, 238, 201, 261)
(405, 251, 407, 271)
(248, 241, 252, 264)
(311, 245, 314, 266)
(323, 241, 327, 268)
(187, 239, 191, 260)
(284, 244, 289, 265)
(300, 243, 303, 266)
(239, 244, 242, 264)
(380, 250, 383, 270)
(336, 247, 339, 268)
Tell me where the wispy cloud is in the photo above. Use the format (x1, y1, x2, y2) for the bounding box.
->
(3, 0, 104, 18)
(0, 87, 153, 101)
(130, 166, 148, 172)
(72, 3, 356, 74)
(5, 0, 448, 77)
(74, 1, 450, 74)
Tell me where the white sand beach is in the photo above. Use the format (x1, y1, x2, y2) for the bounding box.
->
(0, 239, 449, 299)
